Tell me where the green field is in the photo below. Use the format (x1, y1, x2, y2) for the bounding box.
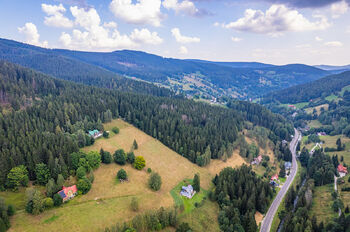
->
(281, 102, 309, 109)
(325, 94, 339, 101)
(310, 184, 337, 223)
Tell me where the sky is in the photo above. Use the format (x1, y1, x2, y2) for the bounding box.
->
(0, 0, 349, 65)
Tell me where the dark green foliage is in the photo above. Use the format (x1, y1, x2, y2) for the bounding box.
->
(126, 152, 135, 164)
(214, 165, 273, 231)
(148, 172, 162, 191)
(53, 193, 63, 206)
(114, 149, 126, 165)
(193, 174, 200, 192)
(86, 151, 101, 170)
(35, 163, 50, 185)
(100, 149, 112, 164)
(25, 188, 44, 215)
(6, 205, 14, 217)
(345, 206, 349, 214)
(77, 177, 92, 194)
(299, 147, 310, 167)
(307, 150, 335, 186)
(117, 169, 127, 180)
(147, 168, 152, 173)
(0, 197, 12, 231)
(176, 222, 192, 232)
(133, 139, 138, 150)
(76, 166, 86, 180)
(45, 178, 56, 198)
(103, 131, 109, 138)
(279, 165, 286, 178)
(112, 127, 119, 134)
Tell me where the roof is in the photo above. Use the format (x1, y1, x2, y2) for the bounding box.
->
(338, 164, 348, 173)
(285, 162, 292, 168)
(88, 129, 100, 136)
(58, 185, 78, 200)
(271, 174, 279, 180)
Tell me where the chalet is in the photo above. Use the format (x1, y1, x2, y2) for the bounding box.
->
(58, 185, 78, 202)
(284, 162, 292, 170)
(338, 164, 348, 178)
(180, 185, 195, 199)
(251, 155, 263, 165)
(271, 174, 279, 181)
(88, 129, 102, 139)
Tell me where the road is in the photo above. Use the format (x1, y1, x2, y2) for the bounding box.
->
(260, 128, 300, 232)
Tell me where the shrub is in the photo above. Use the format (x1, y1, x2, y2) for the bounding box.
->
(77, 177, 92, 194)
(7, 204, 15, 216)
(35, 163, 51, 185)
(100, 149, 112, 164)
(112, 127, 120, 134)
(45, 178, 56, 198)
(88, 172, 95, 183)
(7, 165, 29, 190)
(147, 168, 152, 173)
(25, 188, 44, 215)
(193, 174, 200, 192)
(176, 223, 192, 232)
(148, 172, 162, 191)
(86, 151, 101, 170)
(133, 139, 138, 150)
(127, 152, 135, 164)
(114, 149, 126, 165)
(117, 169, 127, 180)
(134, 156, 146, 170)
(53, 193, 63, 206)
(44, 197, 54, 208)
(76, 166, 86, 179)
(131, 197, 139, 212)
(103, 131, 109, 138)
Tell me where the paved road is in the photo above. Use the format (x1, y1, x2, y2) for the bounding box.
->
(260, 128, 300, 232)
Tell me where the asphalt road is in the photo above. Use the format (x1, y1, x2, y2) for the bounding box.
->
(260, 128, 300, 232)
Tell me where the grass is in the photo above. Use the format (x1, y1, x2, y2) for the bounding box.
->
(307, 120, 323, 129)
(340, 85, 350, 96)
(339, 175, 350, 210)
(0, 188, 26, 210)
(281, 102, 309, 109)
(170, 179, 208, 214)
(305, 104, 329, 116)
(325, 94, 339, 102)
(9, 119, 245, 232)
(310, 184, 337, 224)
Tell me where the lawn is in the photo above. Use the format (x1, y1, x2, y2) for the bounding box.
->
(310, 184, 338, 224)
(305, 104, 329, 116)
(307, 120, 323, 129)
(281, 102, 309, 109)
(325, 94, 339, 102)
(339, 175, 350, 210)
(9, 119, 245, 232)
(0, 189, 26, 211)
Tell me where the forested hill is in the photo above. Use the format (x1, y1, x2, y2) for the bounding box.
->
(0, 38, 329, 99)
(0, 61, 293, 188)
(264, 71, 350, 104)
(0, 38, 172, 97)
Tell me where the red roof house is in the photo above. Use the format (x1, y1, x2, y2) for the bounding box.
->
(338, 164, 348, 177)
(58, 185, 78, 202)
(271, 174, 279, 181)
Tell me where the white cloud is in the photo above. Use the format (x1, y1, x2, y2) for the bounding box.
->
(41, 3, 73, 28)
(324, 41, 343, 47)
(331, 0, 348, 18)
(171, 28, 200, 43)
(163, 0, 199, 16)
(179, 45, 188, 54)
(109, 0, 163, 27)
(315, 36, 323, 41)
(18, 23, 48, 47)
(130, 28, 163, 45)
(59, 6, 162, 51)
(223, 4, 330, 35)
(295, 44, 311, 48)
(231, 37, 242, 42)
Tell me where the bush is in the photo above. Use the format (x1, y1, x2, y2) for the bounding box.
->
(44, 197, 54, 208)
(348, 176, 350, 183)
(133, 139, 138, 150)
(35, 163, 51, 185)
(117, 169, 127, 180)
(131, 197, 139, 212)
(100, 149, 112, 164)
(53, 193, 63, 206)
(176, 222, 192, 232)
(148, 172, 162, 191)
(76, 166, 86, 179)
(7, 165, 29, 190)
(86, 151, 101, 170)
(88, 172, 95, 183)
(77, 177, 92, 194)
(25, 188, 44, 215)
(103, 131, 109, 138)
(193, 174, 200, 192)
(127, 152, 135, 164)
(147, 168, 152, 173)
(114, 149, 126, 165)
(134, 156, 146, 170)
(7, 204, 15, 216)
(112, 127, 120, 134)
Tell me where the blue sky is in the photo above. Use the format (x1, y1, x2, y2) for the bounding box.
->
(0, 0, 349, 65)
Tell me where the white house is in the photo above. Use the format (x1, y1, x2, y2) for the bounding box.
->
(180, 185, 196, 199)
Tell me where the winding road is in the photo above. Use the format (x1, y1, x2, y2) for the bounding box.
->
(260, 128, 301, 232)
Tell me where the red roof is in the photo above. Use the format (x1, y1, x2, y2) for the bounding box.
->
(271, 174, 279, 181)
(257, 155, 262, 162)
(58, 185, 78, 201)
(338, 164, 348, 173)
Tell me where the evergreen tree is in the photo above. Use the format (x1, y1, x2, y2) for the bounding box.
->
(193, 174, 200, 192)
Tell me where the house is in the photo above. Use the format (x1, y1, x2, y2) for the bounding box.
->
(317, 132, 327, 136)
(338, 164, 348, 178)
(251, 155, 263, 165)
(285, 162, 292, 170)
(58, 185, 78, 202)
(288, 105, 296, 109)
(88, 129, 102, 139)
(180, 185, 196, 199)
(271, 174, 279, 181)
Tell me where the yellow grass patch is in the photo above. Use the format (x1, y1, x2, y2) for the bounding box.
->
(207, 151, 247, 175)
(305, 104, 329, 116)
(255, 211, 264, 226)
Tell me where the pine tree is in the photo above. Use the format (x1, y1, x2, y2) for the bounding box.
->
(193, 174, 200, 192)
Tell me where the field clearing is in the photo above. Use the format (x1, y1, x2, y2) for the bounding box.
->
(310, 184, 337, 223)
(0, 189, 26, 210)
(307, 120, 323, 128)
(340, 85, 350, 96)
(325, 94, 339, 102)
(9, 119, 244, 232)
(339, 177, 350, 210)
(305, 104, 329, 115)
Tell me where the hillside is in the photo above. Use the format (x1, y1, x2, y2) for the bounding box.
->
(0, 38, 329, 99)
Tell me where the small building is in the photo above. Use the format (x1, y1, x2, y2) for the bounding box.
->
(251, 155, 263, 165)
(180, 185, 195, 199)
(58, 185, 78, 202)
(338, 164, 348, 178)
(284, 162, 292, 170)
(88, 129, 102, 139)
(317, 132, 327, 136)
(271, 174, 279, 181)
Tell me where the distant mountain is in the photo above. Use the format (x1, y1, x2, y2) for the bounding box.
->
(315, 64, 350, 71)
(264, 70, 350, 104)
(0, 38, 330, 99)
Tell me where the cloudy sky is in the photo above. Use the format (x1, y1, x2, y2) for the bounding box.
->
(0, 0, 349, 65)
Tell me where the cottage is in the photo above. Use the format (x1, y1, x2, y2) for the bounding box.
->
(58, 185, 78, 202)
(271, 174, 279, 181)
(251, 155, 263, 165)
(180, 185, 196, 199)
(284, 162, 292, 170)
(88, 129, 102, 139)
(317, 132, 327, 136)
(338, 164, 348, 178)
